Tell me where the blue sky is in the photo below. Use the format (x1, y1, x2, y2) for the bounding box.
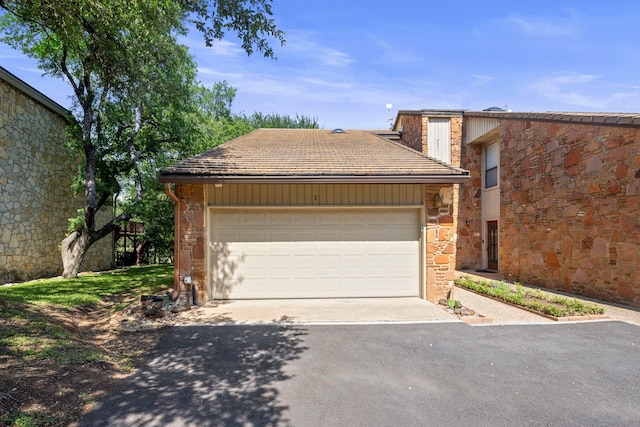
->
(2, 0, 640, 129)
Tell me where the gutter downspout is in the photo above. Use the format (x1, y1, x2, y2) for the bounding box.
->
(164, 183, 181, 301)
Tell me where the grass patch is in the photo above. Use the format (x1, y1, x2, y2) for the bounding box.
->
(0, 410, 67, 427)
(0, 265, 172, 308)
(0, 265, 173, 426)
(455, 276, 605, 317)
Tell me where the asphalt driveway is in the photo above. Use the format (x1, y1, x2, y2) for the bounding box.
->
(80, 321, 640, 426)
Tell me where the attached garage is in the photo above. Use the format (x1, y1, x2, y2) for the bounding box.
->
(159, 129, 470, 303)
(210, 207, 420, 299)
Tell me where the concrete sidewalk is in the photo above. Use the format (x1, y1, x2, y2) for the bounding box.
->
(174, 271, 640, 326)
(455, 270, 640, 326)
(175, 297, 458, 325)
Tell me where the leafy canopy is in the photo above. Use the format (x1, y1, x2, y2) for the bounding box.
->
(0, 0, 285, 277)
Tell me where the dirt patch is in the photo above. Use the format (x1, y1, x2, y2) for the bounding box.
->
(0, 300, 167, 426)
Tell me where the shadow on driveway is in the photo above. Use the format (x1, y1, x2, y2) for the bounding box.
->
(80, 321, 307, 426)
(81, 321, 640, 426)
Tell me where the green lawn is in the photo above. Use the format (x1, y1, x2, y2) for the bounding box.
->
(0, 264, 174, 427)
(0, 264, 173, 308)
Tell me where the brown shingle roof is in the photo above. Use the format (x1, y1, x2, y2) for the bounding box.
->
(160, 128, 469, 184)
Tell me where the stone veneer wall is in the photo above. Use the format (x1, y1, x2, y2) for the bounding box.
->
(448, 116, 463, 167)
(398, 114, 422, 152)
(398, 113, 465, 299)
(456, 141, 483, 270)
(425, 185, 457, 302)
(175, 183, 206, 304)
(499, 120, 640, 307)
(0, 78, 113, 283)
(398, 113, 463, 166)
(83, 209, 115, 273)
(174, 182, 460, 304)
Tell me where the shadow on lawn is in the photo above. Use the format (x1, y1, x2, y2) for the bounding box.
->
(79, 322, 308, 426)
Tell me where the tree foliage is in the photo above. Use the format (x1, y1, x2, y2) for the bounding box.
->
(0, 0, 284, 277)
(132, 82, 320, 262)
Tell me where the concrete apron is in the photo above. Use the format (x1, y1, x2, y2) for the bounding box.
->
(175, 297, 459, 326)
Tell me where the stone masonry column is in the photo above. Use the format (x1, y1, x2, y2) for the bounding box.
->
(176, 183, 207, 304)
(425, 185, 457, 302)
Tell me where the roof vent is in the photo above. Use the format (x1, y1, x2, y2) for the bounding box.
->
(483, 106, 506, 112)
(331, 128, 345, 133)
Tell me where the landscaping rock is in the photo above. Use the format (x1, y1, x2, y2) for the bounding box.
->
(112, 299, 193, 332)
(455, 307, 476, 316)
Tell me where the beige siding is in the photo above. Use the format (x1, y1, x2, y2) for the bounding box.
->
(466, 117, 500, 144)
(427, 118, 451, 164)
(207, 184, 424, 206)
(482, 187, 500, 219)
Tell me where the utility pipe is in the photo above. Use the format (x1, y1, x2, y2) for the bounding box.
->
(164, 183, 182, 301)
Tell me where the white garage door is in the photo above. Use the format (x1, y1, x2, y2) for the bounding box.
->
(209, 208, 420, 299)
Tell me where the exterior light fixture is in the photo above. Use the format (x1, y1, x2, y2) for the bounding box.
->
(434, 193, 443, 208)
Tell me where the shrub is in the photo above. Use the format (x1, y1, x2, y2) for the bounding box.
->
(454, 276, 605, 317)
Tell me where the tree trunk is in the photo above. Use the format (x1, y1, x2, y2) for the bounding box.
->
(61, 230, 92, 278)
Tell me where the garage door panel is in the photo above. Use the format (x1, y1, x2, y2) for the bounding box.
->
(318, 211, 341, 225)
(293, 211, 317, 226)
(210, 209, 420, 299)
(267, 212, 291, 226)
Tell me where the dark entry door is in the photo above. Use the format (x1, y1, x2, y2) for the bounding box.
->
(487, 221, 498, 271)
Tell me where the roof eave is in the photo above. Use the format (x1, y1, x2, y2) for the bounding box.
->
(159, 174, 471, 185)
(0, 66, 70, 119)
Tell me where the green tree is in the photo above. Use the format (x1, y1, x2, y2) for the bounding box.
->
(0, 0, 284, 278)
(131, 82, 319, 262)
(192, 110, 321, 154)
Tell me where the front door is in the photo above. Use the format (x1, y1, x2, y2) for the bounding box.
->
(487, 220, 498, 271)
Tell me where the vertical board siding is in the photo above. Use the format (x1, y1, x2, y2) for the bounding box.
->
(208, 184, 424, 206)
(482, 187, 500, 219)
(466, 117, 500, 144)
(427, 118, 451, 164)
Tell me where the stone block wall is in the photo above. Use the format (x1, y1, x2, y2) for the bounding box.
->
(397, 112, 469, 286)
(398, 113, 422, 152)
(456, 141, 483, 270)
(0, 78, 113, 283)
(450, 116, 463, 168)
(175, 183, 206, 304)
(425, 185, 457, 302)
(397, 112, 463, 167)
(83, 209, 115, 272)
(499, 120, 640, 307)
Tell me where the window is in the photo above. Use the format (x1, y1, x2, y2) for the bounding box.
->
(485, 142, 498, 188)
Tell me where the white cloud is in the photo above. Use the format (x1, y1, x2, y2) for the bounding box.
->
(530, 72, 638, 109)
(178, 34, 244, 58)
(364, 34, 420, 66)
(300, 77, 352, 90)
(530, 72, 602, 108)
(472, 74, 494, 85)
(285, 32, 354, 68)
(500, 11, 580, 38)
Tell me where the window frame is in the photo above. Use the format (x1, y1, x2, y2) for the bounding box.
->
(484, 142, 499, 189)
